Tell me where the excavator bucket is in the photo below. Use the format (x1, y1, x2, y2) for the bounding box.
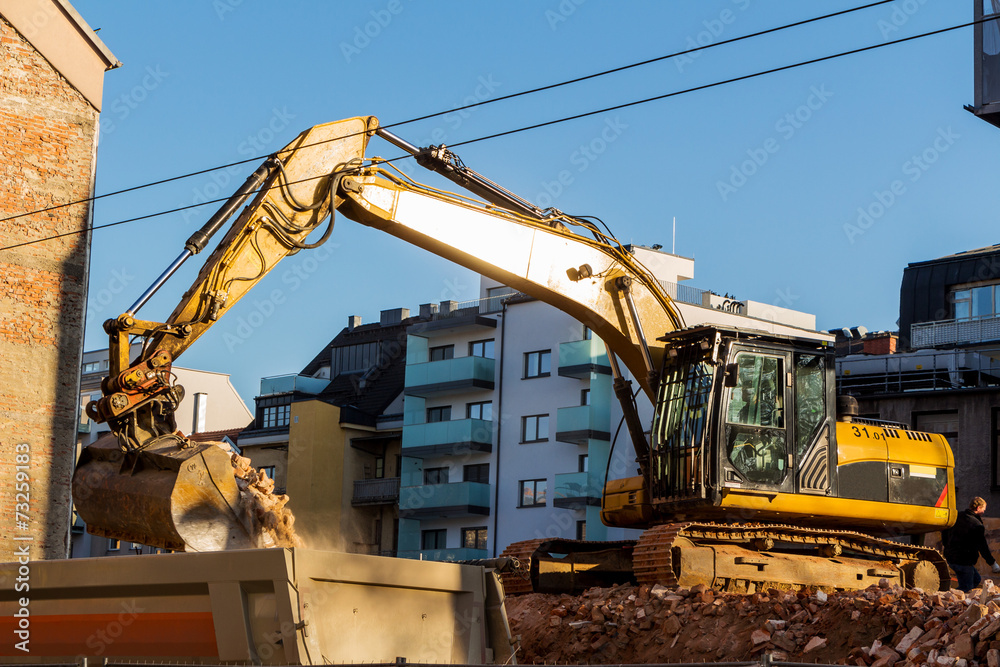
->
(73, 434, 254, 552)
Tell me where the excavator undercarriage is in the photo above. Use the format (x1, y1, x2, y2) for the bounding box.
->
(501, 523, 949, 595)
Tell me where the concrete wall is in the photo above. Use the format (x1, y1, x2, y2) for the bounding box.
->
(0, 11, 107, 560)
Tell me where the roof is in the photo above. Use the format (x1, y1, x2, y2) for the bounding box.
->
(908, 244, 1000, 268)
(188, 427, 245, 443)
(298, 316, 424, 423)
(0, 0, 121, 111)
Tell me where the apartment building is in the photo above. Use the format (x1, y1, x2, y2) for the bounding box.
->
(836, 245, 1000, 507)
(245, 244, 826, 561)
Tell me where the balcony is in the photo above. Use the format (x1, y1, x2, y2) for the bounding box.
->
(911, 316, 1000, 349)
(554, 471, 602, 509)
(402, 418, 493, 457)
(404, 356, 495, 397)
(556, 405, 611, 444)
(399, 481, 490, 519)
(259, 374, 329, 396)
(352, 477, 401, 506)
(558, 339, 611, 379)
(397, 547, 489, 562)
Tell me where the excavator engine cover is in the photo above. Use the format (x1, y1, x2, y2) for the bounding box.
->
(73, 434, 253, 551)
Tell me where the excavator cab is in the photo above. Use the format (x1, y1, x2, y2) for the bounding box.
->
(642, 326, 837, 517)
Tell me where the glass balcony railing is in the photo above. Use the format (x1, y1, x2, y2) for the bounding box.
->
(259, 374, 329, 396)
(402, 418, 493, 453)
(558, 339, 610, 377)
(404, 356, 495, 394)
(554, 471, 603, 508)
(556, 405, 611, 443)
(399, 481, 491, 518)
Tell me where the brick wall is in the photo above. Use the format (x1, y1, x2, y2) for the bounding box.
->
(0, 15, 98, 560)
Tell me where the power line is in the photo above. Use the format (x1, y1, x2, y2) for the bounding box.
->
(0, 1, 895, 228)
(1, 12, 989, 253)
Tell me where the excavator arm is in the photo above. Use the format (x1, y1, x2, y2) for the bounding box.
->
(75, 116, 683, 550)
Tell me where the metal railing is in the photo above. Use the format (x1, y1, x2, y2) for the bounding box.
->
(352, 477, 401, 505)
(434, 277, 709, 319)
(911, 315, 1000, 348)
(836, 349, 1000, 395)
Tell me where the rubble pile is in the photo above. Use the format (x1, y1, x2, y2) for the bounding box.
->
(231, 453, 303, 549)
(508, 578, 1000, 665)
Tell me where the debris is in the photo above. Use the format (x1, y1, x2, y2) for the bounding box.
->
(507, 578, 1000, 665)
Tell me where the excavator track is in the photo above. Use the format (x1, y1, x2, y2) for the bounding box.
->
(634, 522, 950, 593)
(501, 523, 949, 596)
(500, 538, 636, 594)
(499, 539, 547, 595)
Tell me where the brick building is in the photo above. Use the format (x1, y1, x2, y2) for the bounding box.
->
(0, 0, 118, 560)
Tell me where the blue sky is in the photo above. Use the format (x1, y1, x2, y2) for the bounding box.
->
(69, 1, 1000, 410)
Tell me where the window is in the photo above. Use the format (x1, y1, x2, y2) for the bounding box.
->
(107, 539, 120, 552)
(725, 352, 787, 486)
(576, 520, 587, 540)
(260, 466, 276, 480)
(464, 463, 490, 483)
(524, 350, 551, 378)
(794, 353, 827, 457)
(374, 456, 385, 479)
(581, 388, 591, 406)
(424, 466, 449, 485)
(521, 414, 549, 443)
(951, 283, 1000, 321)
(519, 479, 546, 507)
(462, 526, 488, 550)
(578, 454, 589, 473)
(427, 406, 451, 423)
(583, 326, 593, 340)
(429, 345, 454, 362)
(332, 341, 381, 376)
(467, 401, 493, 421)
(469, 339, 495, 359)
(82, 361, 101, 373)
(263, 404, 290, 428)
(422, 529, 447, 550)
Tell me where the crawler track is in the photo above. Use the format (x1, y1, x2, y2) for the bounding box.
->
(502, 523, 949, 595)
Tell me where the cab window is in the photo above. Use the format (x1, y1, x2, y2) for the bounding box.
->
(725, 352, 787, 485)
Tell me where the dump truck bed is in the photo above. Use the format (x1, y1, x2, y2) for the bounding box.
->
(0, 548, 512, 664)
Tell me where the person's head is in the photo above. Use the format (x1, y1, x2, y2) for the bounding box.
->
(970, 496, 987, 515)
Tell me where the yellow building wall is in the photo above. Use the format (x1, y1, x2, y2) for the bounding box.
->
(286, 400, 347, 550)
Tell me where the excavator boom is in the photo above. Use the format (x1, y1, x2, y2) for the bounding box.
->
(75, 116, 683, 551)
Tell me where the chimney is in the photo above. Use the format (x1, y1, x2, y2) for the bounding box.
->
(863, 333, 898, 356)
(380, 308, 410, 326)
(439, 300, 457, 315)
(348, 315, 362, 331)
(192, 392, 208, 434)
(419, 303, 439, 319)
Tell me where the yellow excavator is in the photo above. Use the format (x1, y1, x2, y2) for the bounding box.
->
(74, 116, 956, 592)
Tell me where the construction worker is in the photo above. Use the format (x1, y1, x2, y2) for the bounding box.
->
(943, 496, 1000, 592)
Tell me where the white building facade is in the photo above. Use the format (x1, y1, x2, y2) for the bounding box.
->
(395, 245, 828, 559)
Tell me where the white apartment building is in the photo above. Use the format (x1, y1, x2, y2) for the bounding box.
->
(394, 245, 827, 559)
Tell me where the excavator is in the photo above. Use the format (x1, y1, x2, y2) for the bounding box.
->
(74, 115, 956, 593)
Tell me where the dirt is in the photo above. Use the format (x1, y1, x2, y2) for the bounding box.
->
(229, 452, 303, 549)
(507, 579, 1000, 666)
